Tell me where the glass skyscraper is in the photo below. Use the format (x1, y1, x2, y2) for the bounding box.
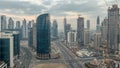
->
(36, 13, 51, 59)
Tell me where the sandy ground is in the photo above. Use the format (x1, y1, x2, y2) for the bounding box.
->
(33, 63, 68, 68)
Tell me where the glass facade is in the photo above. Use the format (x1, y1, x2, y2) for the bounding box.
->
(36, 14, 51, 55)
(13, 34, 20, 56)
(0, 38, 10, 68)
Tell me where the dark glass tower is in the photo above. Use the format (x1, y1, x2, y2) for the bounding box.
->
(36, 13, 51, 59)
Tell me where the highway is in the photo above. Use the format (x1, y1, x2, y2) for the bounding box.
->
(15, 46, 32, 68)
(55, 41, 83, 68)
(15, 41, 95, 68)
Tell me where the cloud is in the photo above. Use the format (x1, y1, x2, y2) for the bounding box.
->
(0, 0, 119, 30)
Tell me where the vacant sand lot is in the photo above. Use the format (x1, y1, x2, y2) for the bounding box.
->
(33, 63, 68, 68)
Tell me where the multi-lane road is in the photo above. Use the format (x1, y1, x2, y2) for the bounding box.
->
(16, 40, 95, 68)
(15, 46, 32, 68)
(55, 41, 83, 68)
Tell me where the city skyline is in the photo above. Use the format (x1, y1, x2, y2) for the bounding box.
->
(0, 0, 119, 31)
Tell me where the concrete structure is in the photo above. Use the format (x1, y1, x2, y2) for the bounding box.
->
(15, 21, 21, 29)
(8, 17, 14, 29)
(1, 15, 7, 31)
(108, 4, 119, 53)
(77, 16, 84, 46)
(0, 32, 14, 68)
(94, 32, 101, 49)
(84, 28, 90, 46)
(22, 19, 28, 39)
(0, 61, 7, 68)
(36, 13, 51, 59)
(67, 30, 77, 46)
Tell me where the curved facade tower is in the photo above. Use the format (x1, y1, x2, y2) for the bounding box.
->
(36, 13, 51, 59)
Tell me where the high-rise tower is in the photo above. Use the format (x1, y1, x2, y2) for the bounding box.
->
(36, 13, 51, 59)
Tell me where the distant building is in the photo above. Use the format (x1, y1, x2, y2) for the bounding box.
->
(96, 16, 101, 32)
(101, 18, 108, 42)
(84, 28, 90, 46)
(93, 32, 101, 49)
(15, 21, 21, 29)
(64, 17, 67, 43)
(32, 23, 36, 50)
(108, 4, 119, 53)
(52, 20, 58, 38)
(36, 13, 51, 59)
(87, 20, 90, 29)
(22, 19, 28, 39)
(28, 28, 33, 49)
(77, 16, 84, 46)
(0, 32, 14, 68)
(8, 17, 14, 29)
(28, 20, 33, 29)
(1, 15, 7, 31)
(67, 30, 77, 46)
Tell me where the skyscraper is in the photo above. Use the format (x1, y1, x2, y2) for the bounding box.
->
(77, 16, 84, 46)
(52, 20, 58, 38)
(33, 23, 36, 51)
(67, 30, 77, 46)
(36, 13, 51, 59)
(87, 20, 90, 29)
(94, 32, 101, 49)
(0, 32, 14, 68)
(101, 18, 108, 41)
(28, 20, 33, 29)
(1, 15, 7, 31)
(22, 19, 28, 39)
(108, 4, 119, 53)
(96, 16, 101, 32)
(15, 21, 21, 29)
(84, 28, 90, 46)
(64, 17, 67, 42)
(8, 17, 14, 29)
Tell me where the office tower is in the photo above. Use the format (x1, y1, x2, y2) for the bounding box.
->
(67, 30, 77, 46)
(1, 15, 7, 31)
(36, 13, 51, 59)
(87, 20, 90, 29)
(94, 32, 101, 49)
(28, 20, 33, 29)
(8, 17, 14, 29)
(84, 28, 90, 46)
(96, 16, 101, 32)
(101, 18, 108, 41)
(15, 21, 21, 29)
(28, 21, 33, 47)
(52, 20, 58, 38)
(22, 19, 28, 39)
(77, 16, 84, 46)
(64, 17, 67, 42)
(118, 24, 120, 54)
(12, 31, 20, 57)
(33, 23, 36, 50)
(0, 32, 14, 68)
(28, 27, 33, 49)
(108, 4, 119, 53)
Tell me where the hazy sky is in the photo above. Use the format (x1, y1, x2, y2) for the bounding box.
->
(0, 0, 119, 31)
